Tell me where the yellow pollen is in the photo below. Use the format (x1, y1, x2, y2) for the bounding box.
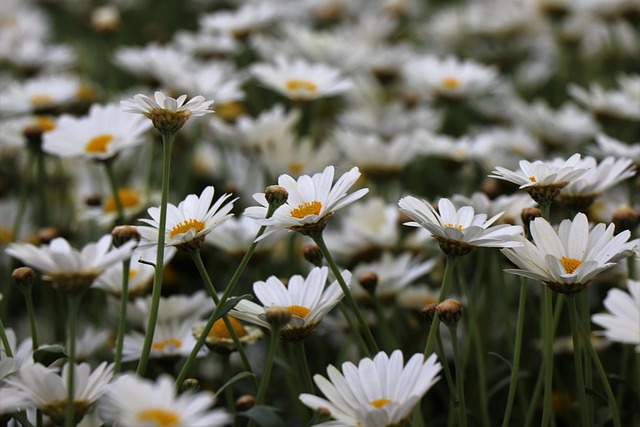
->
(129, 270, 138, 280)
(137, 408, 180, 427)
(29, 94, 54, 107)
(443, 223, 464, 231)
(529, 176, 537, 182)
(33, 116, 56, 132)
(169, 219, 205, 238)
(288, 305, 311, 318)
(151, 338, 182, 352)
(209, 316, 248, 339)
(290, 201, 322, 219)
(288, 163, 304, 174)
(370, 398, 392, 408)
(103, 188, 141, 213)
(286, 79, 318, 94)
(560, 256, 582, 274)
(442, 77, 460, 90)
(85, 134, 113, 154)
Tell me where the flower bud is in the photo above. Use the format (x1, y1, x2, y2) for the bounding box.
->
(111, 225, 141, 248)
(358, 271, 379, 298)
(437, 299, 463, 326)
(38, 227, 59, 244)
(521, 207, 541, 237)
(612, 205, 638, 233)
(264, 306, 292, 328)
(236, 395, 255, 411)
(181, 378, 200, 392)
(12, 267, 36, 291)
(265, 185, 288, 208)
(421, 303, 438, 323)
(302, 243, 323, 267)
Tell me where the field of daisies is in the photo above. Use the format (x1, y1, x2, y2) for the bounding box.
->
(1, 0, 640, 426)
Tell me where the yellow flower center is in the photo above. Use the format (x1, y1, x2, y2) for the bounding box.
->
(529, 176, 537, 182)
(103, 188, 141, 213)
(85, 134, 113, 154)
(370, 398, 392, 408)
(560, 256, 582, 274)
(443, 223, 464, 231)
(288, 163, 304, 175)
(33, 116, 56, 132)
(290, 201, 322, 219)
(169, 219, 205, 238)
(441, 77, 460, 90)
(286, 79, 318, 94)
(216, 102, 244, 120)
(288, 305, 311, 318)
(137, 408, 180, 427)
(151, 338, 182, 352)
(76, 84, 96, 101)
(29, 94, 54, 107)
(129, 270, 138, 280)
(209, 316, 248, 339)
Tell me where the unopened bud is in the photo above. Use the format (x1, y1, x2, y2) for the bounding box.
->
(612, 206, 638, 233)
(265, 185, 288, 208)
(358, 271, 379, 297)
(111, 225, 141, 248)
(181, 378, 200, 392)
(264, 306, 292, 328)
(521, 207, 541, 237)
(303, 243, 323, 267)
(38, 227, 59, 244)
(437, 299, 463, 326)
(316, 407, 332, 419)
(236, 395, 255, 411)
(12, 267, 36, 290)
(421, 303, 438, 323)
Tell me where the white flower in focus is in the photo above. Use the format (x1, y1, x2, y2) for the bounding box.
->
(591, 280, 640, 351)
(138, 186, 236, 250)
(398, 196, 524, 256)
(232, 267, 351, 341)
(42, 103, 152, 160)
(501, 213, 635, 294)
(299, 350, 442, 427)
(99, 374, 230, 427)
(245, 165, 368, 238)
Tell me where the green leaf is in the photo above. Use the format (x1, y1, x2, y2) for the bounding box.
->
(238, 405, 284, 427)
(33, 344, 67, 366)
(214, 372, 255, 399)
(214, 294, 253, 321)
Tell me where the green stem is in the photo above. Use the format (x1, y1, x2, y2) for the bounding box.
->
(372, 297, 398, 352)
(222, 355, 236, 415)
(22, 288, 39, 351)
(502, 278, 527, 427)
(436, 328, 459, 423)
(424, 256, 458, 357)
(579, 291, 593, 425)
(252, 326, 281, 424)
(0, 315, 13, 357)
(540, 202, 551, 221)
(449, 324, 467, 427)
(65, 293, 83, 427)
(136, 132, 174, 377)
(294, 341, 315, 394)
(338, 302, 370, 357)
(104, 160, 126, 224)
(35, 147, 48, 227)
(567, 295, 591, 427)
(541, 287, 554, 427)
(312, 233, 379, 354)
(113, 259, 131, 375)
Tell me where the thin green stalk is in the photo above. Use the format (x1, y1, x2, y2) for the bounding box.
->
(502, 278, 527, 427)
(65, 293, 82, 427)
(424, 256, 458, 357)
(372, 297, 398, 352)
(579, 291, 593, 425)
(11, 153, 33, 242)
(251, 325, 281, 427)
(338, 302, 370, 357)
(34, 147, 48, 227)
(541, 287, 554, 427)
(312, 233, 379, 354)
(221, 354, 236, 415)
(22, 287, 39, 351)
(136, 133, 174, 377)
(567, 295, 591, 427)
(0, 315, 13, 357)
(449, 324, 467, 427)
(294, 341, 314, 394)
(436, 329, 459, 424)
(113, 259, 131, 374)
(104, 160, 126, 224)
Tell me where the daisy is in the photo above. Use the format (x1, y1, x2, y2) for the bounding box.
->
(452, 192, 537, 226)
(122, 319, 207, 362)
(299, 350, 442, 427)
(398, 196, 524, 256)
(250, 56, 352, 102)
(260, 132, 338, 179)
(591, 280, 640, 351)
(501, 212, 635, 294)
(0, 74, 82, 116)
(126, 290, 214, 329)
(231, 266, 351, 341)
(113, 43, 196, 82)
(5, 235, 136, 294)
(200, 2, 280, 39)
(589, 133, 640, 166)
(245, 165, 369, 238)
(137, 186, 236, 251)
(42, 103, 152, 160)
(5, 362, 113, 425)
(569, 83, 640, 121)
(192, 316, 263, 353)
(205, 215, 281, 259)
(98, 374, 230, 427)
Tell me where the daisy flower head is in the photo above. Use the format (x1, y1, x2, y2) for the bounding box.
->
(0, 74, 82, 116)
(98, 374, 230, 427)
(5, 234, 136, 294)
(193, 316, 263, 354)
(245, 165, 369, 238)
(489, 153, 588, 205)
(398, 196, 524, 257)
(42, 103, 152, 161)
(299, 350, 442, 427)
(589, 133, 640, 166)
(231, 266, 351, 341)
(591, 280, 640, 351)
(250, 56, 352, 102)
(501, 212, 636, 294)
(121, 91, 214, 136)
(138, 186, 236, 251)
(122, 319, 207, 362)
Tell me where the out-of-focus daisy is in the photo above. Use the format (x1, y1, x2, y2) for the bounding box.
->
(5, 362, 113, 425)
(113, 43, 196, 83)
(6, 235, 136, 294)
(591, 280, 640, 351)
(452, 192, 537, 225)
(42, 103, 152, 160)
(82, 186, 154, 227)
(200, 2, 280, 39)
(569, 82, 640, 121)
(251, 56, 352, 102)
(126, 290, 213, 329)
(501, 212, 635, 294)
(260, 133, 338, 179)
(98, 374, 230, 427)
(138, 186, 236, 251)
(192, 316, 263, 353)
(232, 266, 351, 341)
(419, 133, 485, 166)
(396, 285, 440, 312)
(75, 326, 111, 363)
(205, 215, 281, 259)
(589, 133, 640, 166)
(0, 74, 82, 116)
(472, 127, 543, 171)
(122, 319, 207, 362)
(245, 165, 368, 238)
(398, 196, 523, 256)
(299, 350, 442, 427)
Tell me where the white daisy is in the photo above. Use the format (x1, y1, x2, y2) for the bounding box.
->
(591, 280, 640, 351)
(192, 316, 263, 353)
(137, 186, 236, 250)
(398, 196, 524, 256)
(299, 350, 442, 427)
(250, 56, 352, 101)
(569, 82, 640, 121)
(452, 192, 537, 226)
(205, 215, 281, 258)
(589, 133, 640, 166)
(501, 212, 636, 294)
(122, 319, 207, 362)
(231, 266, 351, 341)
(126, 290, 214, 329)
(42, 103, 152, 160)
(245, 165, 369, 238)
(200, 2, 280, 39)
(0, 74, 81, 116)
(98, 374, 230, 427)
